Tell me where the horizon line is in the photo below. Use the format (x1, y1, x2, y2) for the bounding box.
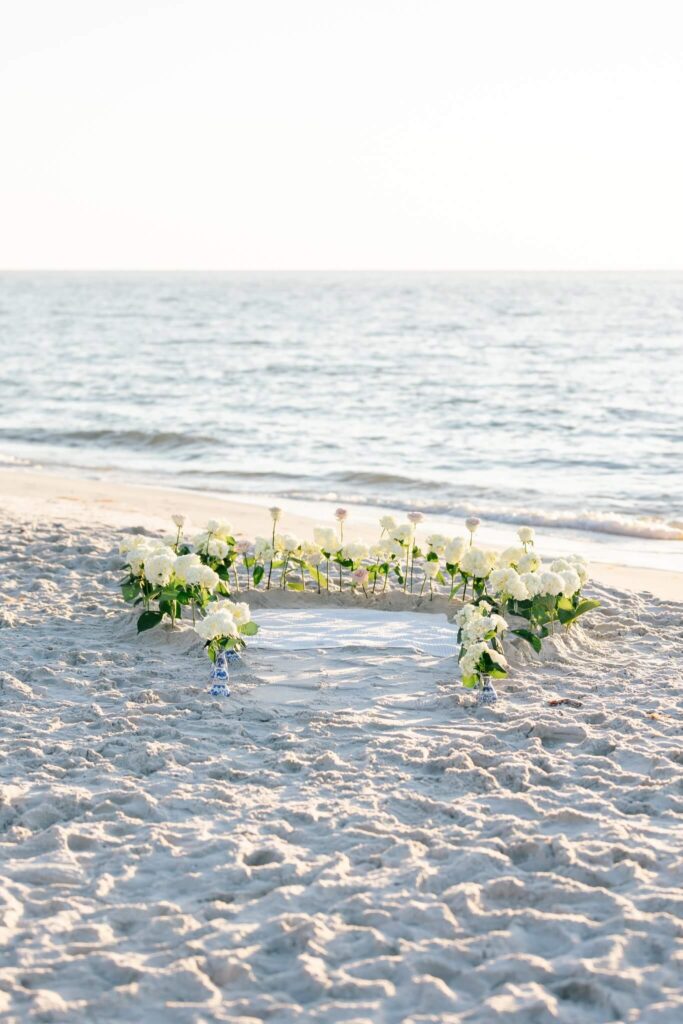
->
(1, 267, 682, 274)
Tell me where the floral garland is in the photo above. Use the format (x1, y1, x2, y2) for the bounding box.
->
(118, 508, 599, 687)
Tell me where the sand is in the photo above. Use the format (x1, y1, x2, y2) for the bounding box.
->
(1, 469, 682, 1022)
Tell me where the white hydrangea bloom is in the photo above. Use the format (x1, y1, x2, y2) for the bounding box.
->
(489, 567, 528, 601)
(540, 571, 565, 596)
(313, 527, 337, 553)
(567, 554, 589, 584)
(426, 534, 449, 555)
(213, 599, 251, 627)
(280, 534, 301, 553)
(207, 538, 229, 559)
(560, 569, 581, 597)
(173, 553, 202, 582)
(497, 546, 525, 569)
(144, 550, 176, 586)
(520, 572, 544, 597)
(253, 537, 274, 560)
(550, 558, 571, 572)
(185, 564, 219, 590)
(517, 551, 541, 573)
(460, 547, 495, 578)
(341, 542, 368, 562)
(444, 537, 466, 565)
(194, 608, 238, 642)
(391, 523, 413, 544)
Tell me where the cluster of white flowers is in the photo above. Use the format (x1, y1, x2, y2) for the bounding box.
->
(341, 542, 368, 563)
(456, 601, 508, 643)
(460, 546, 498, 578)
(459, 641, 508, 680)
(254, 537, 275, 560)
(489, 566, 529, 601)
(455, 601, 509, 686)
(313, 527, 338, 554)
(193, 600, 253, 643)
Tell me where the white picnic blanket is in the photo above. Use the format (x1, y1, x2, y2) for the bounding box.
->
(252, 608, 458, 658)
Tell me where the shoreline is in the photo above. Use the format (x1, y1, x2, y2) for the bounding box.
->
(1, 466, 681, 602)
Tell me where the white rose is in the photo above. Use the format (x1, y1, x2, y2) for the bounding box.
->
(517, 526, 535, 544)
(379, 515, 397, 532)
(423, 560, 440, 579)
(172, 514, 186, 528)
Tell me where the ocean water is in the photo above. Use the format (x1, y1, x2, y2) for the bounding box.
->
(1, 271, 682, 563)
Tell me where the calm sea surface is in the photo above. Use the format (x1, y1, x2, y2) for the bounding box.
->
(1, 272, 682, 558)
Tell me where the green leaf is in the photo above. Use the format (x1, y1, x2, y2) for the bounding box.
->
(252, 564, 264, 587)
(239, 621, 259, 635)
(121, 581, 140, 602)
(462, 674, 478, 689)
(426, 550, 439, 562)
(137, 610, 164, 633)
(511, 628, 542, 653)
(305, 563, 328, 588)
(557, 596, 574, 611)
(558, 598, 600, 626)
(286, 582, 305, 591)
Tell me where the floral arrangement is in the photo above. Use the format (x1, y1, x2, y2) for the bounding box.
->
(193, 600, 258, 662)
(118, 507, 599, 696)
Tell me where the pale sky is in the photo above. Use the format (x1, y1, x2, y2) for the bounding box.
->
(1, 0, 682, 270)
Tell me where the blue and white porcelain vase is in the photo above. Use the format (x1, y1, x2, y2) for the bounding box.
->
(477, 676, 498, 705)
(209, 650, 230, 697)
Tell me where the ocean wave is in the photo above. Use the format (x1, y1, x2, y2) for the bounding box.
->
(0, 427, 215, 452)
(281, 490, 683, 541)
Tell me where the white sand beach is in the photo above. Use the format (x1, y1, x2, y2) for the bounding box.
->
(1, 468, 683, 1022)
